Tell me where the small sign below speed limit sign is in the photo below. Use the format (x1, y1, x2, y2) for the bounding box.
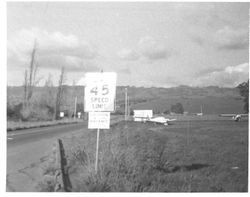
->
(84, 72, 117, 112)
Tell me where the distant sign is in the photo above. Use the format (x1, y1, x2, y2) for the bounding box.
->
(84, 72, 117, 112)
(133, 110, 153, 118)
(133, 110, 153, 122)
(88, 112, 110, 129)
(60, 112, 64, 118)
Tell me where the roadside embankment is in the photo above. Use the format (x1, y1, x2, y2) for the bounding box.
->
(7, 118, 83, 132)
(7, 115, 124, 132)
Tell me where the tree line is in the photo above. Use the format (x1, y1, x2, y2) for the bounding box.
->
(7, 40, 249, 121)
(8, 41, 71, 121)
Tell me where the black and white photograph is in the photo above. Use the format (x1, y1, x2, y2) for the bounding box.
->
(4, 1, 249, 192)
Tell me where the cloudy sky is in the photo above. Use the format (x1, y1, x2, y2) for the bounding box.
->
(7, 2, 249, 87)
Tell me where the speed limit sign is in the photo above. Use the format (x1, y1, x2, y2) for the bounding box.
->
(84, 72, 117, 112)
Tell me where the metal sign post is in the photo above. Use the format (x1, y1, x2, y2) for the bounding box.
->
(95, 128, 100, 173)
(84, 72, 116, 174)
(88, 111, 110, 173)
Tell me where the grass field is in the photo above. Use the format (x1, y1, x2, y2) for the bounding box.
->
(56, 117, 248, 192)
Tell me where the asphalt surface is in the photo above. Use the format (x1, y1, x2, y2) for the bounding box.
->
(7, 121, 87, 192)
(6, 116, 124, 192)
(7, 122, 87, 147)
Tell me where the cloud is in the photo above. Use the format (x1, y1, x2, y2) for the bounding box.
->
(138, 36, 169, 60)
(195, 67, 225, 77)
(76, 77, 86, 86)
(189, 34, 205, 46)
(37, 55, 100, 72)
(8, 28, 98, 71)
(118, 67, 131, 75)
(117, 36, 170, 61)
(214, 26, 248, 50)
(173, 3, 217, 27)
(193, 63, 249, 87)
(117, 48, 139, 61)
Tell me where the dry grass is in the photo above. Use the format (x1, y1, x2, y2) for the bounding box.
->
(54, 118, 248, 192)
(66, 122, 170, 192)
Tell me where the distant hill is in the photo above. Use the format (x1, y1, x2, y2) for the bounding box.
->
(7, 85, 245, 115)
(116, 85, 244, 114)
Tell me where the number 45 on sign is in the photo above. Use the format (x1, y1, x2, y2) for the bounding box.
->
(84, 72, 117, 112)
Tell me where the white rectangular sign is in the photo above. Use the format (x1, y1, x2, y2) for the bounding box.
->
(60, 112, 64, 118)
(133, 110, 153, 118)
(84, 72, 117, 112)
(88, 112, 110, 129)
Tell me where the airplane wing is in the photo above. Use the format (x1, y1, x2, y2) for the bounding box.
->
(220, 114, 248, 117)
(147, 117, 167, 124)
(239, 114, 249, 117)
(166, 119, 177, 122)
(219, 114, 236, 117)
(147, 116, 177, 125)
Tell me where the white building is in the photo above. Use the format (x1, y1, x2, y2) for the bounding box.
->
(133, 110, 153, 122)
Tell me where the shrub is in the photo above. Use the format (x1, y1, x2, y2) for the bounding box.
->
(237, 81, 249, 113)
(112, 109, 124, 115)
(164, 109, 170, 114)
(7, 103, 23, 120)
(20, 104, 53, 121)
(67, 122, 169, 192)
(171, 103, 184, 114)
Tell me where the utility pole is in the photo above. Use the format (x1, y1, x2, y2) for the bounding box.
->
(125, 88, 127, 120)
(127, 96, 130, 120)
(74, 96, 77, 119)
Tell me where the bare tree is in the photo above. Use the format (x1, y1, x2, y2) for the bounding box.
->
(41, 74, 55, 106)
(54, 67, 66, 120)
(44, 74, 54, 87)
(34, 74, 55, 120)
(23, 69, 28, 106)
(23, 40, 40, 105)
(72, 80, 78, 118)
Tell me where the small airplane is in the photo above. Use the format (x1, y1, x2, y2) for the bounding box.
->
(196, 105, 203, 116)
(219, 114, 248, 122)
(145, 116, 177, 125)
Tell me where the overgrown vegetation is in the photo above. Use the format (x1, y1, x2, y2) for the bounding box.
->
(66, 121, 170, 192)
(59, 119, 248, 192)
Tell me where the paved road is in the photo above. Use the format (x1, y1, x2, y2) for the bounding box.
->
(7, 116, 124, 192)
(7, 122, 88, 192)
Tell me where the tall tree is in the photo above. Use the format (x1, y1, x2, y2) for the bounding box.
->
(171, 103, 184, 114)
(237, 80, 249, 113)
(23, 69, 28, 106)
(54, 67, 66, 120)
(40, 74, 55, 113)
(27, 41, 38, 101)
(23, 40, 40, 105)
